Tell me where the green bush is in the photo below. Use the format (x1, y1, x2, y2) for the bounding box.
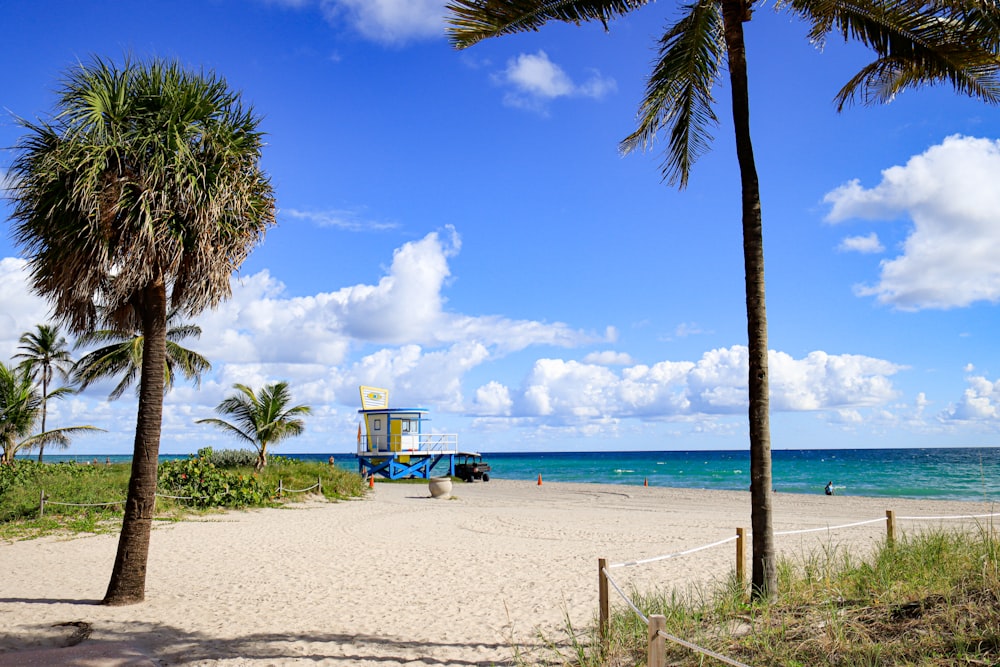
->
(0, 460, 41, 498)
(158, 455, 267, 508)
(197, 446, 258, 469)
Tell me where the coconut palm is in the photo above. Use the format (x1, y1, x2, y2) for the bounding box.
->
(447, 0, 999, 598)
(14, 323, 75, 461)
(196, 382, 311, 471)
(0, 361, 100, 464)
(72, 309, 211, 401)
(8, 56, 275, 605)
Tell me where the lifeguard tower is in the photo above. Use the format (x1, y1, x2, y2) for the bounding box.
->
(356, 385, 460, 480)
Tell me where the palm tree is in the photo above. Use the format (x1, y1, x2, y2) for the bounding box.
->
(446, 0, 999, 598)
(0, 361, 100, 464)
(8, 56, 275, 605)
(72, 309, 211, 401)
(196, 382, 311, 471)
(14, 323, 75, 461)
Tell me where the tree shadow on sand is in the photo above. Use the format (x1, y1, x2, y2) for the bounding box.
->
(0, 618, 558, 666)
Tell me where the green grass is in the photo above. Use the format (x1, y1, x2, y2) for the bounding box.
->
(532, 525, 1000, 666)
(0, 458, 368, 541)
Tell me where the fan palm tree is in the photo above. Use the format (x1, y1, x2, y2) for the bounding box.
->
(447, 0, 1000, 598)
(14, 323, 75, 461)
(0, 361, 100, 464)
(72, 309, 211, 401)
(196, 382, 311, 471)
(8, 56, 275, 605)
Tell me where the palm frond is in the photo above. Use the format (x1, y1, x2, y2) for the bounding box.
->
(620, 0, 724, 187)
(784, 0, 1000, 109)
(446, 0, 652, 48)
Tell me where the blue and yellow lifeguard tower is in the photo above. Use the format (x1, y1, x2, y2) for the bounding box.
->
(356, 385, 460, 480)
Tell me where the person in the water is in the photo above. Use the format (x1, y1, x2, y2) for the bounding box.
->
(825, 481, 834, 496)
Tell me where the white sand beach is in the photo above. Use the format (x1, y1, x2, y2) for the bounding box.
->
(1, 480, 995, 666)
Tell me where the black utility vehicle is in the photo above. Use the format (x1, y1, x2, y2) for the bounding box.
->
(455, 454, 491, 483)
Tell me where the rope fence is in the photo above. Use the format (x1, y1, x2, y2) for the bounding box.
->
(599, 508, 1000, 667)
(37, 476, 325, 516)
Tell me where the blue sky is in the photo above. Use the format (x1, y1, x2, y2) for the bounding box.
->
(2, 0, 999, 455)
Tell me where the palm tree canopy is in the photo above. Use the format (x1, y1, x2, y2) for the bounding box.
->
(14, 323, 73, 388)
(8, 56, 276, 336)
(447, 0, 1000, 185)
(72, 309, 212, 400)
(196, 382, 310, 469)
(197, 382, 311, 448)
(0, 362, 42, 455)
(0, 361, 101, 462)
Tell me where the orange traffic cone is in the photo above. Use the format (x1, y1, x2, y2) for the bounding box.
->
(537, 473, 543, 486)
(368, 475, 374, 489)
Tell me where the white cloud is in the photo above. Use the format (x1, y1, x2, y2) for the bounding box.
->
(321, 0, 444, 44)
(497, 51, 616, 112)
(0, 258, 54, 360)
(282, 208, 400, 232)
(583, 350, 634, 366)
(261, 0, 445, 44)
(823, 135, 1000, 310)
(940, 375, 1000, 422)
(837, 233, 884, 254)
(496, 346, 904, 423)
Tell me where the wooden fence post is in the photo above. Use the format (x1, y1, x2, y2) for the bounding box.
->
(318, 476, 323, 495)
(39, 489, 45, 518)
(278, 479, 283, 498)
(886, 510, 896, 546)
(735, 527, 747, 585)
(647, 614, 666, 667)
(598, 558, 609, 654)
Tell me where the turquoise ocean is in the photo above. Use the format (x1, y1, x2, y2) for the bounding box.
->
(45, 447, 1000, 504)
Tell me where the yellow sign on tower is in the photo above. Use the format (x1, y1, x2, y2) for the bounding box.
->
(359, 385, 389, 410)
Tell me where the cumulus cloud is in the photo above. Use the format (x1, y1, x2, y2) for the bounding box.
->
(473, 346, 905, 423)
(497, 51, 616, 112)
(0, 258, 54, 359)
(837, 233, 884, 254)
(940, 375, 1000, 421)
(823, 135, 1000, 310)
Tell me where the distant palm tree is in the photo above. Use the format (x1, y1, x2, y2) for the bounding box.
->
(8, 57, 275, 605)
(72, 309, 211, 401)
(0, 361, 100, 464)
(447, 0, 1000, 599)
(14, 323, 75, 462)
(196, 382, 311, 471)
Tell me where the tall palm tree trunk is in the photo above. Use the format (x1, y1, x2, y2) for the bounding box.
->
(721, 0, 776, 599)
(37, 371, 48, 463)
(103, 279, 168, 605)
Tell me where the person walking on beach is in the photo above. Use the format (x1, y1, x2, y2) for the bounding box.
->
(825, 481, 834, 496)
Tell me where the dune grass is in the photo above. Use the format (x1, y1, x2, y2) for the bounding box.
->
(0, 457, 367, 541)
(534, 525, 1000, 666)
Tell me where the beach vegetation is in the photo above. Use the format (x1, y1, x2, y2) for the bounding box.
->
(446, 0, 1000, 599)
(0, 457, 366, 540)
(545, 527, 1000, 666)
(196, 382, 311, 471)
(7, 55, 276, 604)
(71, 309, 211, 401)
(14, 323, 75, 462)
(197, 446, 259, 469)
(158, 455, 267, 508)
(0, 361, 102, 464)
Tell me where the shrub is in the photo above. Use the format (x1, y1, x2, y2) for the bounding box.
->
(197, 446, 258, 469)
(158, 455, 267, 508)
